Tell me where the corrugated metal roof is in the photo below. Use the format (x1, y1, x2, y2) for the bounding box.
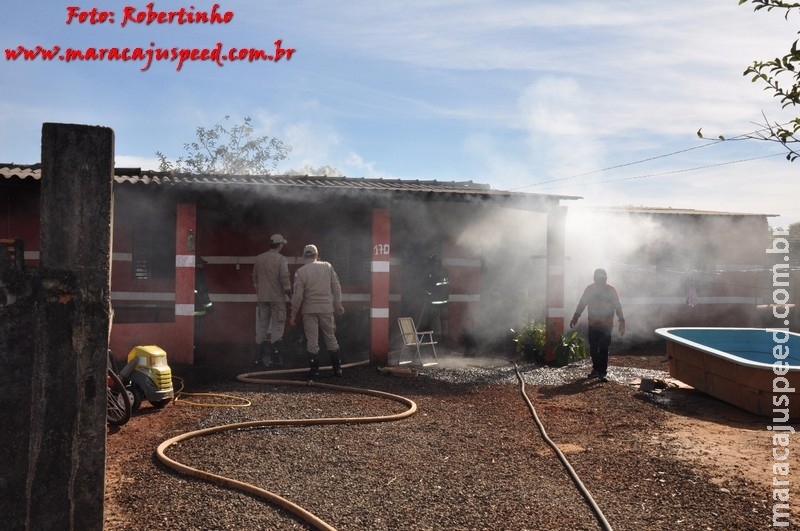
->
(0, 163, 41, 181)
(574, 205, 776, 218)
(0, 163, 579, 202)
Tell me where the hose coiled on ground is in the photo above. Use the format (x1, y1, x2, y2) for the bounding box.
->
(156, 367, 416, 531)
(171, 376, 253, 407)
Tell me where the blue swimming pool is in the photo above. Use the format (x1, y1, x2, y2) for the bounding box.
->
(656, 327, 800, 369)
(655, 327, 800, 418)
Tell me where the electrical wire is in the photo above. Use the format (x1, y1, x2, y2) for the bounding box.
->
(512, 122, 793, 192)
(535, 153, 782, 192)
(512, 140, 725, 190)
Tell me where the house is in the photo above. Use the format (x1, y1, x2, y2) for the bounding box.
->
(4, 159, 789, 368)
(1, 163, 577, 368)
(564, 206, 796, 339)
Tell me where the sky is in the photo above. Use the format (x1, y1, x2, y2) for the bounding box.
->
(2, 1, 799, 228)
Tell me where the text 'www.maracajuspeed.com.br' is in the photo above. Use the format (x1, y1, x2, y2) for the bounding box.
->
(4, 40, 295, 71)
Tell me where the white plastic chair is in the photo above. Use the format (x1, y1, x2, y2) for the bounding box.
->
(397, 317, 439, 366)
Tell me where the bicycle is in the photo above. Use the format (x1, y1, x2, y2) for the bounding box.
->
(107, 352, 132, 427)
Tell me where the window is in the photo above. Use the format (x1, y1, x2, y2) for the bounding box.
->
(320, 233, 370, 286)
(130, 204, 176, 280)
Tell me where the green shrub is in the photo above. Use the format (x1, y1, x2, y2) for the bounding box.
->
(554, 330, 587, 367)
(512, 321, 546, 361)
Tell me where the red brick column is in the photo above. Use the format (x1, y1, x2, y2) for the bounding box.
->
(545, 206, 567, 362)
(370, 209, 391, 365)
(172, 203, 197, 365)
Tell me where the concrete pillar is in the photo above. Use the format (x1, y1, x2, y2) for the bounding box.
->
(370, 209, 391, 364)
(23, 123, 113, 530)
(545, 206, 567, 362)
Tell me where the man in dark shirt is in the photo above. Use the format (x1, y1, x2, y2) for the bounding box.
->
(569, 268, 625, 382)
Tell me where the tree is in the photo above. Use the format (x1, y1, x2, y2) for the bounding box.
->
(156, 116, 291, 174)
(740, 0, 800, 161)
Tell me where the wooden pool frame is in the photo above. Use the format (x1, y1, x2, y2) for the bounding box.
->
(655, 327, 800, 419)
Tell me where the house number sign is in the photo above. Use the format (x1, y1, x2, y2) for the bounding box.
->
(373, 244, 390, 256)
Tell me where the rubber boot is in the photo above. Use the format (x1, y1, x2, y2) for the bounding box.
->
(270, 340, 284, 368)
(308, 354, 320, 378)
(330, 351, 343, 377)
(254, 342, 266, 366)
(259, 342, 272, 366)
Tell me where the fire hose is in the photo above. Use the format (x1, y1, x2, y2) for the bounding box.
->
(514, 364, 614, 531)
(155, 361, 613, 530)
(155, 361, 414, 531)
(172, 376, 252, 407)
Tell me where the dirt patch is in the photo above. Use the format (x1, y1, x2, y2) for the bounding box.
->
(612, 347, 800, 521)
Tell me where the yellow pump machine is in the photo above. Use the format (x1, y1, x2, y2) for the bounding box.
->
(119, 345, 174, 411)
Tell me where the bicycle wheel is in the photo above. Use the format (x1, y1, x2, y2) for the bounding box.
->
(107, 368, 132, 427)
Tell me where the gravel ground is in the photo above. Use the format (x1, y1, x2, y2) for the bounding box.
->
(105, 347, 786, 530)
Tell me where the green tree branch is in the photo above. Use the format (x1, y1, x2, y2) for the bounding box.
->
(156, 116, 291, 174)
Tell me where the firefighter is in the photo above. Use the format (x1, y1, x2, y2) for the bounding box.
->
(194, 257, 213, 316)
(252, 234, 292, 368)
(193, 256, 213, 348)
(423, 254, 449, 346)
(569, 268, 625, 382)
(289, 244, 345, 377)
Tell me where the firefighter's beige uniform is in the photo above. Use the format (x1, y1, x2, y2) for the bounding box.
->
(290, 246, 344, 356)
(252, 238, 292, 345)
